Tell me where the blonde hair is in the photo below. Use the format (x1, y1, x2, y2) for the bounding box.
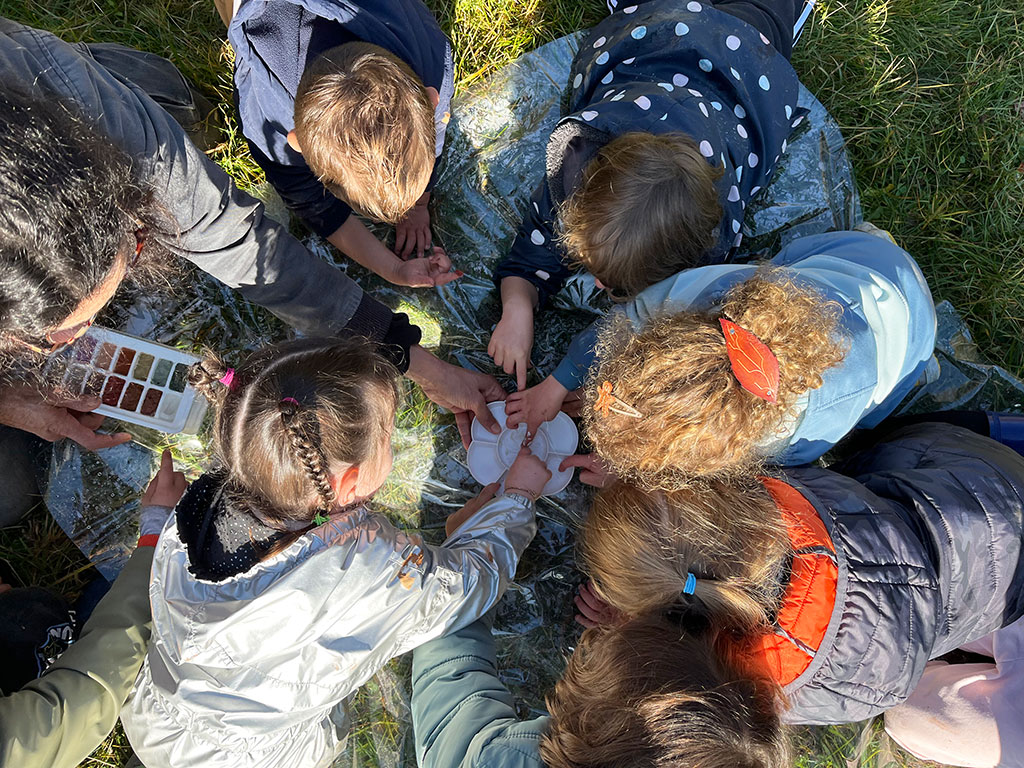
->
(560, 132, 722, 300)
(581, 481, 789, 628)
(294, 43, 435, 223)
(541, 617, 789, 768)
(585, 267, 847, 486)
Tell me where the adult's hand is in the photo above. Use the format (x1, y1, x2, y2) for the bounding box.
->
(445, 482, 499, 537)
(559, 452, 615, 488)
(407, 346, 506, 449)
(0, 385, 131, 451)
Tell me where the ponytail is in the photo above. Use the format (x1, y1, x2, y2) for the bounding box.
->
(581, 481, 788, 630)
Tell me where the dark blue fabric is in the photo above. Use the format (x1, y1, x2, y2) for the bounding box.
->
(494, 0, 805, 304)
(231, 0, 449, 237)
(784, 424, 1024, 724)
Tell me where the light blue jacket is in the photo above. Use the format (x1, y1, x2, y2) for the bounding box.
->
(552, 231, 937, 465)
(412, 618, 548, 768)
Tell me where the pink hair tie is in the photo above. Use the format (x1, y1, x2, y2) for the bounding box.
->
(218, 368, 235, 388)
(281, 397, 300, 406)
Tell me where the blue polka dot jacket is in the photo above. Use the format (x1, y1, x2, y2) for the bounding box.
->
(493, 0, 804, 305)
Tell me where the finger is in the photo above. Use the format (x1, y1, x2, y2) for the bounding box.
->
(63, 417, 133, 451)
(432, 271, 461, 287)
(415, 228, 426, 261)
(472, 397, 501, 436)
(394, 225, 409, 259)
(579, 585, 604, 612)
(74, 412, 105, 431)
(477, 482, 500, 503)
(455, 411, 473, 449)
(558, 454, 593, 472)
(579, 470, 607, 488)
(431, 249, 452, 272)
(575, 614, 598, 629)
(515, 358, 527, 392)
(502, 357, 516, 377)
(50, 394, 102, 411)
(160, 449, 174, 475)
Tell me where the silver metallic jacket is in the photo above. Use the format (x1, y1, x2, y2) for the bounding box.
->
(121, 494, 536, 767)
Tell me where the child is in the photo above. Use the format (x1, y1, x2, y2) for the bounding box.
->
(120, 337, 550, 768)
(489, 0, 806, 390)
(405, 422, 1024, 768)
(574, 422, 1024, 728)
(228, 0, 457, 288)
(572, 230, 936, 485)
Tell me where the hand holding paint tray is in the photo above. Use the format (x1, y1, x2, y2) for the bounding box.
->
(45, 327, 208, 434)
(467, 401, 578, 496)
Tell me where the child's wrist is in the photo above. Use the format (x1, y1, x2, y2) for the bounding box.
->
(503, 486, 539, 503)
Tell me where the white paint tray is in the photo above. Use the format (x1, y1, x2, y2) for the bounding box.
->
(47, 326, 208, 434)
(467, 401, 578, 496)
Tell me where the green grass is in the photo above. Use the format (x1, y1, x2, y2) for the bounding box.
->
(0, 0, 1020, 765)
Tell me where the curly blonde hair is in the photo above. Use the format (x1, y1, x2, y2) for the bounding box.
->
(584, 267, 846, 486)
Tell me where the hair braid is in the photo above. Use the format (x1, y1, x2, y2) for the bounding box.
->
(278, 400, 337, 515)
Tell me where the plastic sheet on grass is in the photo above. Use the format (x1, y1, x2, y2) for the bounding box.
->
(40, 32, 1008, 768)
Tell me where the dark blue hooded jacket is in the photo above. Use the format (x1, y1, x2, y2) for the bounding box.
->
(230, 0, 452, 237)
(494, 0, 804, 304)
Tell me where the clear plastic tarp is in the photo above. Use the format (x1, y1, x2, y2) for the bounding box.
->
(42, 32, 1018, 768)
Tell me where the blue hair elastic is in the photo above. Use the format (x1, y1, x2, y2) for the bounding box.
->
(682, 572, 697, 595)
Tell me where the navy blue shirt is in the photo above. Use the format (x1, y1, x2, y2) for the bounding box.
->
(494, 0, 805, 304)
(230, 0, 451, 237)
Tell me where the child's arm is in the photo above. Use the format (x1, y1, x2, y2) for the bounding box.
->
(327, 216, 459, 289)
(382, 452, 550, 655)
(489, 180, 572, 384)
(411, 617, 549, 768)
(250, 142, 458, 289)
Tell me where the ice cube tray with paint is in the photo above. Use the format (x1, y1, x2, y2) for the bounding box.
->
(48, 327, 208, 434)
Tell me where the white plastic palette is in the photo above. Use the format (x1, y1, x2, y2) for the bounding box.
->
(47, 326, 208, 434)
(468, 401, 579, 496)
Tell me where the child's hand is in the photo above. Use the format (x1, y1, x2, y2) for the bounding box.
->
(574, 581, 627, 629)
(505, 375, 569, 443)
(559, 453, 616, 488)
(141, 449, 188, 509)
(488, 304, 534, 391)
(391, 247, 462, 288)
(394, 202, 432, 260)
(504, 447, 552, 500)
(445, 482, 500, 537)
(560, 388, 585, 419)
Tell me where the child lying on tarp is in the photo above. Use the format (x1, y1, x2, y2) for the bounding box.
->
(488, 0, 806, 390)
(121, 337, 550, 768)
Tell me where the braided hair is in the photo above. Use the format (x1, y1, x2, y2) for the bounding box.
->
(190, 337, 400, 535)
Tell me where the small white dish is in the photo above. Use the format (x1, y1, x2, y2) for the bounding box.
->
(468, 401, 579, 496)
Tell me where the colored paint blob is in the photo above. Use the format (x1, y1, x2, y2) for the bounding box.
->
(102, 377, 126, 406)
(120, 382, 144, 411)
(151, 359, 172, 387)
(169, 363, 188, 393)
(132, 353, 155, 381)
(113, 348, 136, 376)
(86, 372, 106, 396)
(140, 389, 163, 417)
(94, 343, 117, 370)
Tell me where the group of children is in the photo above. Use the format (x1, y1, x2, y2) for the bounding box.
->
(66, 0, 1021, 766)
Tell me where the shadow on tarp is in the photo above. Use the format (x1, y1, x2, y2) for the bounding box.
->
(41, 32, 993, 768)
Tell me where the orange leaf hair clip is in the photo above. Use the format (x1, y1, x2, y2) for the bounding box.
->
(594, 380, 643, 419)
(719, 319, 780, 404)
